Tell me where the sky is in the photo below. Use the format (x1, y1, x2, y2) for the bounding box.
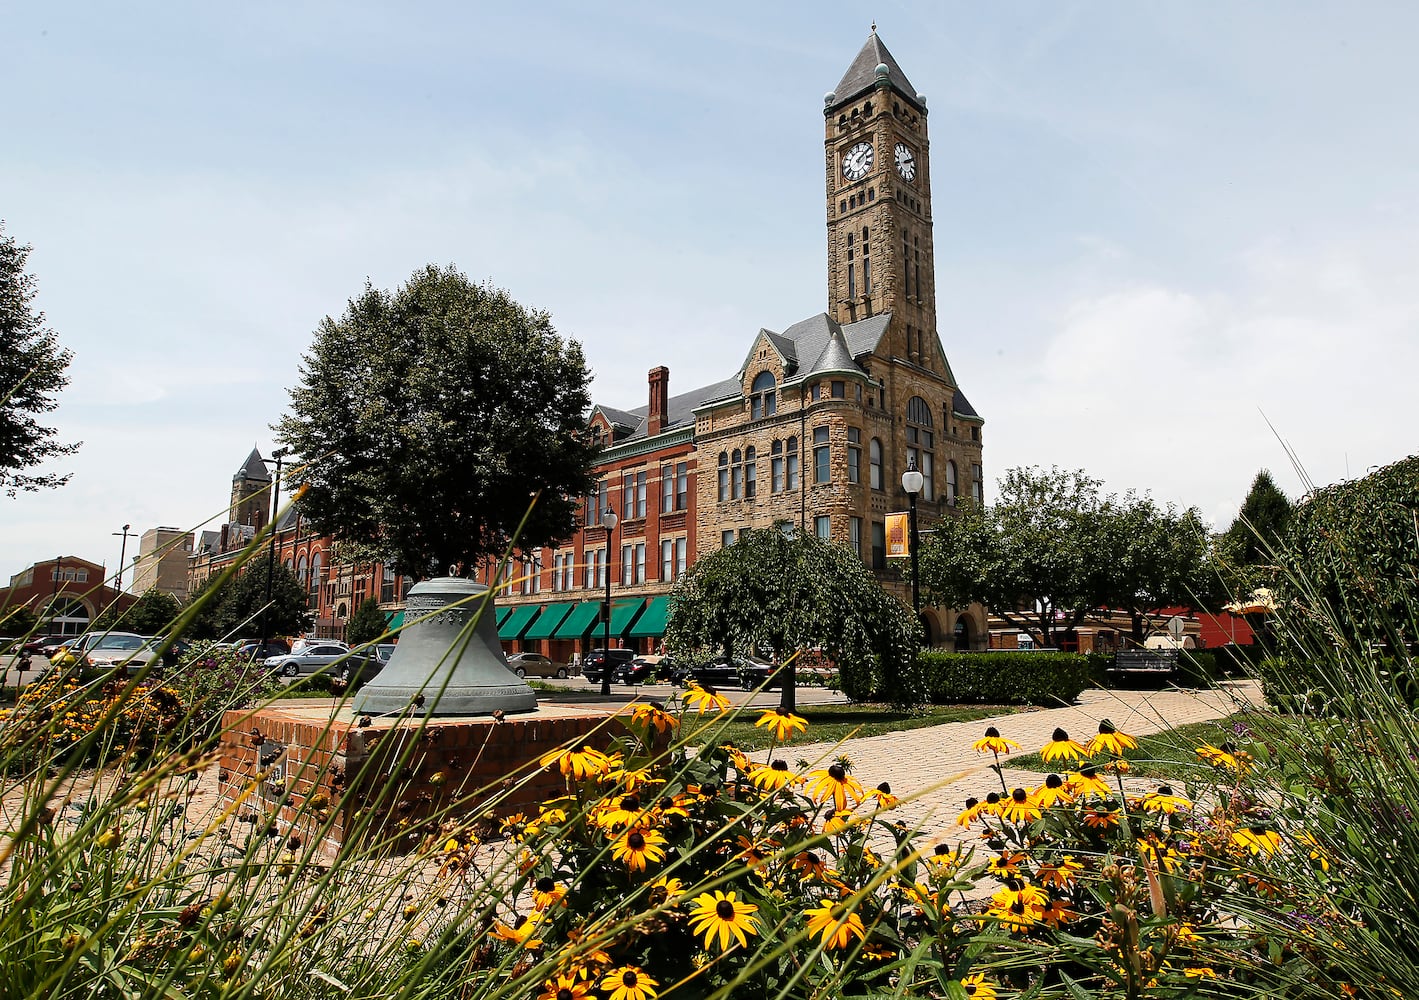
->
(4, 1, 1417, 586)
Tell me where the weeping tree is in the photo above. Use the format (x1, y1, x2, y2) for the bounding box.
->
(664, 526, 918, 709)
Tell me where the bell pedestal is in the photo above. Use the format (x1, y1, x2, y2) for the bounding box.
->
(353, 577, 537, 717)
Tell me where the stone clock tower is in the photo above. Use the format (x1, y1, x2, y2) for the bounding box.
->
(824, 28, 939, 372)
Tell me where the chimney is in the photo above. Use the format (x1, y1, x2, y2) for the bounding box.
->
(647, 366, 670, 436)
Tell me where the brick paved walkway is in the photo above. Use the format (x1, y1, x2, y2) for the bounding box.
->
(776, 680, 1265, 849)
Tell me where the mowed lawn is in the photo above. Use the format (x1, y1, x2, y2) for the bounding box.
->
(681, 702, 1028, 753)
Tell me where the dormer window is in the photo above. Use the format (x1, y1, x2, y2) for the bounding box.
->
(750, 371, 777, 420)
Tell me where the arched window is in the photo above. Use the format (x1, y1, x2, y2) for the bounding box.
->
(297, 555, 309, 588)
(744, 446, 757, 498)
(309, 552, 323, 597)
(731, 449, 745, 500)
(750, 371, 777, 420)
(869, 438, 883, 490)
(906, 396, 934, 500)
(946, 461, 958, 506)
(717, 452, 729, 503)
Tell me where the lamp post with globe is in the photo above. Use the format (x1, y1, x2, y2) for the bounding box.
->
(901, 459, 924, 621)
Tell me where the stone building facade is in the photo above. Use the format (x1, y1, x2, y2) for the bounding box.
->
(131, 526, 193, 599)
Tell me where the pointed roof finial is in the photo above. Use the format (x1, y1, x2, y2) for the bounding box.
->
(870, 20, 877, 33)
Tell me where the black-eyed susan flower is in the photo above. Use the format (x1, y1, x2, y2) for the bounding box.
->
(596, 793, 648, 831)
(990, 878, 1048, 911)
(683, 685, 730, 713)
(1041, 897, 1079, 928)
(1041, 727, 1092, 763)
(748, 759, 801, 792)
(532, 876, 568, 910)
(955, 797, 986, 827)
(1067, 764, 1111, 799)
(687, 889, 761, 950)
(972, 726, 1020, 756)
(868, 781, 899, 811)
(806, 763, 865, 812)
(630, 702, 677, 735)
(492, 912, 543, 948)
(925, 844, 962, 874)
(803, 899, 867, 950)
(610, 828, 668, 872)
(755, 708, 808, 742)
(961, 973, 998, 999)
(1087, 718, 1139, 756)
(1197, 741, 1252, 772)
(985, 896, 1040, 934)
(822, 809, 859, 835)
(538, 973, 592, 1000)
(1140, 785, 1192, 815)
(791, 850, 829, 880)
(986, 851, 1027, 878)
(649, 875, 684, 906)
(600, 966, 659, 1000)
(1033, 773, 1073, 809)
(1183, 967, 1218, 980)
(1080, 802, 1122, 830)
(1037, 855, 1084, 889)
(1231, 826, 1281, 856)
(999, 787, 1042, 825)
(539, 745, 612, 781)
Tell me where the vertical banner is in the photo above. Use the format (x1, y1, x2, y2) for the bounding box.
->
(885, 511, 910, 557)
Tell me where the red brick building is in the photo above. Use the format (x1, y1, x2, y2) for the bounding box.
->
(3, 556, 136, 637)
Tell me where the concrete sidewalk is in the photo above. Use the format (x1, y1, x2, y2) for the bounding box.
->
(775, 680, 1265, 847)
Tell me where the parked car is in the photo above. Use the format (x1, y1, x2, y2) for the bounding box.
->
(237, 639, 291, 661)
(671, 656, 745, 689)
(21, 634, 70, 658)
(334, 653, 384, 689)
(82, 632, 162, 674)
(291, 637, 348, 655)
(374, 643, 397, 664)
(617, 654, 676, 685)
(505, 652, 571, 679)
(736, 657, 835, 690)
(581, 648, 635, 684)
(264, 643, 365, 678)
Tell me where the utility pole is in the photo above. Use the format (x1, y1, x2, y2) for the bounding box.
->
(112, 524, 134, 592)
(259, 449, 289, 654)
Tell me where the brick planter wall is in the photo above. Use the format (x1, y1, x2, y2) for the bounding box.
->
(218, 701, 623, 855)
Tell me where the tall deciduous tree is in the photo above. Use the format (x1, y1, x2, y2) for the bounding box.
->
(664, 526, 918, 709)
(183, 561, 310, 641)
(274, 266, 598, 578)
(0, 222, 79, 496)
(93, 588, 183, 635)
(345, 598, 388, 647)
(917, 467, 1208, 648)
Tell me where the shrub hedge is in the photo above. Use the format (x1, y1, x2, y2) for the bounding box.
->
(915, 650, 1091, 705)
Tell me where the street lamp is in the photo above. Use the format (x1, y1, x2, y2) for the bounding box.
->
(112, 524, 134, 592)
(259, 449, 289, 654)
(901, 458, 923, 622)
(600, 506, 618, 696)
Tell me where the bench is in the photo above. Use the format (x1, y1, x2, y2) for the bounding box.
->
(1109, 649, 1179, 676)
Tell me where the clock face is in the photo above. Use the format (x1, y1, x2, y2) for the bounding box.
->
(895, 142, 916, 181)
(842, 141, 874, 181)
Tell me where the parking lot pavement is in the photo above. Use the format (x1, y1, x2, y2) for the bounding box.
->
(1, 652, 53, 690)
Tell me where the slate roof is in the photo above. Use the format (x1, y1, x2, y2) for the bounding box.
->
(235, 447, 270, 482)
(952, 389, 982, 420)
(829, 31, 923, 112)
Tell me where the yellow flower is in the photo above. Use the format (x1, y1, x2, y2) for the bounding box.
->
(1197, 742, 1252, 772)
(629, 702, 677, 734)
(532, 876, 568, 910)
(683, 685, 730, 713)
(1067, 765, 1111, 799)
(822, 809, 859, 835)
(867, 781, 900, 811)
(1184, 967, 1218, 979)
(971, 726, 1020, 755)
(748, 759, 801, 792)
(539, 745, 613, 781)
(1087, 718, 1138, 757)
(954, 797, 986, 827)
(755, 708, 808, 742)
(1037, 856, 1084, 889)
(805, 763, 865, 812)
(596, 793, 649, 831)
(1231, 826, 1281, 856)
(538, 971, 593, 1000)
(791, 850, 830, 880)
(600, 966, 659, 1000)
(986, 851, 1027, 879)
(985, 896, 1041, 934)
(990, 879, 1048, 911)
(803, 899, 866, 950)
(1140, 785, 1192, 815)
(1040, 727, 1092, 762)
(492, 913, 543, 948)
(610, 827, 667, 872)
(1033, 773, 1073, 809)
(1080, 802, 1121, 830)
(999, 787, 1041, 825)
(961, 972, 998, 999)
(687, 889, 761, 950)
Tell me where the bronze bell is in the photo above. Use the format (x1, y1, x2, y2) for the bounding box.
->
(352, 577, 537, 717)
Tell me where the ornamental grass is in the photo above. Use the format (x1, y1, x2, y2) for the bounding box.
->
(3, 571, 1419, 997)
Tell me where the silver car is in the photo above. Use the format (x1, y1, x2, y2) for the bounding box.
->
(81, 632, 162, 674)
(264, 643, 365, 678)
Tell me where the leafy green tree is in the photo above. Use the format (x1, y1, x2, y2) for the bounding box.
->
(917, 466, 1208, 648)
(664, 526, 918, 709)
(346, 597, 388, 647)
(1, 602, 38, 638)
(274, 265, 599, 578)
(1217, 470, 1293, 603)
(0, 221, 79, 496)
(182, 561, 310, 641)
(92, 588, 183, 635)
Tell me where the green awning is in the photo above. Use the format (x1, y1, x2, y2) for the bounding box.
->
(552, 601, 602, 640)
(497, 604, 541, 639)
(627, 596, 670, 638)
(384, 610, 405, 631)
(495, 606, 512, 626)
(608, 598, 645, 636)
(523, 602, 574, 640)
